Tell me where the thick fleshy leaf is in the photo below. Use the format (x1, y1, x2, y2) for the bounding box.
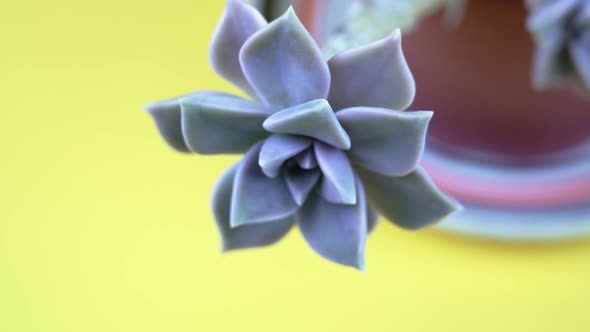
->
(534, 23, 567, 49)
(570, 31, 590, 90)
(145, 95, 191, 153)
(295, 148, 318, 169)
(327, 30, 415, 111)
(180, 92, 271, 154)
(367, 205, 379, 233)
(212, 162, 294, 251)
(532, 51, 564, 89)
(231, 142, 299, 227)
(575, 1, 590, 28)
(285, 168, 321, 206)
(209, 0, 267, 96)
(259, 134, 312, 178)
(314, 142, 356, 205)
(357, 166, 461, 230)
(239, 7, 331, 108)
(263, 99, 351, 149)
(526, 0, 578, 32)
(531, 25, 569, 88)
(296, 176, 367, 270)
(337, 107, 432, 177)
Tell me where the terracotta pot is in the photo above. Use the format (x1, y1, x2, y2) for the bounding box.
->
(292, 0, 590, 240)
(405, 1, 590, 159)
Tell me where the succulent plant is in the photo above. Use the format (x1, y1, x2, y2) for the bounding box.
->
(145, 0, 460, 270)
(526, 0, 590, 93)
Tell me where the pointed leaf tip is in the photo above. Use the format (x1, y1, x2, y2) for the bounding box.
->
(328, 30, 415, 111)
(358, 166, 461, 230)
(145, 96, 190, 153)
(258, 134, 312, 178)
(337, 107, 432, 177)
(230, 142, 299, 227)
(296, 176, 368, 270)
(263, 99, 351, 150)
(209, 0, 267, 96)
(212, 162, 294, 252)
(179, 92, 271, 155)
(239, 7, 330, 108)
(315, 142, 357, 205)
(285, 168, 321, 206)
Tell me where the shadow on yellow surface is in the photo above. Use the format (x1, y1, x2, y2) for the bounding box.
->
(1, 1, 589, 331)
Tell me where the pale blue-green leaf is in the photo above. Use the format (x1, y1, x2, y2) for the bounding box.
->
(145, 94, 191, 153)
(328, 30, 415, 111)
(231, 142, 299, 227)
(314, 142, 356, 205)
(180, 92, 271, 154)
(575, 1, 590, 28)
(296, 176, 367, 270)
(337, 107, 432, 176)
(295, 148, 318, 169)
(570, 31, 590, 90)
(531, 25, 569, 89)
(263, 99, 351, 149)
(357, 166, 461, 230)
(239, 7, 331, 108)
(209, 0, 267, 96)
(526, 0, 578, 32)
(284, 168, 321, 206)
(259, 134, 312, 178)
(212, 162, 294, 252)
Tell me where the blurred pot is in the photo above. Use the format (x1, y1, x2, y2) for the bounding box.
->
(275, 0, 590, 240)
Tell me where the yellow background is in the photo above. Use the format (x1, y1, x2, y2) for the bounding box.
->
(1, 1, 590, 331)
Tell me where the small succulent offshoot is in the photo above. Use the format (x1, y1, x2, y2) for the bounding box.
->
(527, 0, 590, 94)
(322, 0, 466, 57)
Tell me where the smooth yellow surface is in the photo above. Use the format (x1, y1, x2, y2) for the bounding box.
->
(1, 1, 590, 331)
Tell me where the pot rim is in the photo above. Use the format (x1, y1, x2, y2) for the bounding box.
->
(294, 0, 590, 240)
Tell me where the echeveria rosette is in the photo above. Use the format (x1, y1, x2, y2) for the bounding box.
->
(145, 0, 460, 270)
(526, 0, 590, 93)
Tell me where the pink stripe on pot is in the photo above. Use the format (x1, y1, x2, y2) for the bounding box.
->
(422, 160, 590, 208)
